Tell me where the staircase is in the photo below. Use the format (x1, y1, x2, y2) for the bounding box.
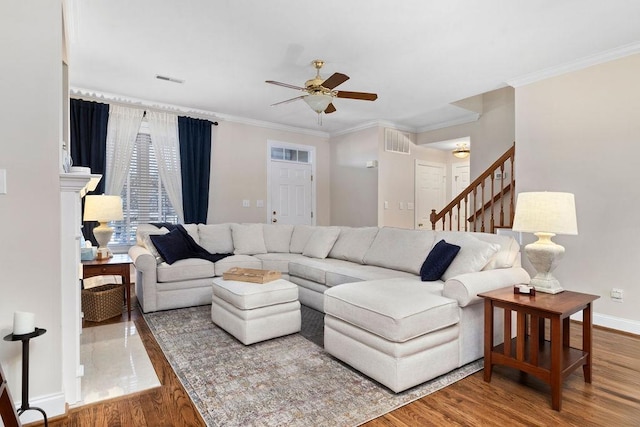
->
(430, 143, 515, 233)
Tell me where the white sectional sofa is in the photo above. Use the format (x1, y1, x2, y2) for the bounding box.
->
(129, 222, 529, 392)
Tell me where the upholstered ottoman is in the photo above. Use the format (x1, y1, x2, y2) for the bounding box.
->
(211, 277, 301, 345)
(324, 278, 461, 392)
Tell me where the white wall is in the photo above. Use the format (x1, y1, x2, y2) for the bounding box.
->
(515, 53, 640, 332)
(0, 0, 66, 418)
(330, 127, 378, 226)
(208, 121, 330, 225)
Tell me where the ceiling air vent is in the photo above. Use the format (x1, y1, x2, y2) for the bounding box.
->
(155, 75, 184, 84)
(384, 128, 412, 154)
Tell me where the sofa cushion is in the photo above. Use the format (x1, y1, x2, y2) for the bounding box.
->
(213, 254, 262, 276)
(324, 279, 459, 342)
(420, 240, 461, 281)
(157, 258, 216, 283)
(328, 227, 379, 264)
(439, 234, 499, 281)
(303, 227, 341, 259)
(325, 263, 419, 287)
(212, 277, 298, 310)
(252, 253, 306, 273)
(363, 227, 436, 274)
(262, 224, 294, 253)
(289, 225, 316, 254)
(231, 223, 267, 255)
(182, 224, 200, 245)
(437, 231, 520, 271)
(198, 223, 235, 254)
(142, 227, 169, 262)
(289, 258, 348, 285)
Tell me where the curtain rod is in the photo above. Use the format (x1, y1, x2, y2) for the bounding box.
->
(141, 110, 218, 125)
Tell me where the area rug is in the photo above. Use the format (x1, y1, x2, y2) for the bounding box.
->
(144, 305, 482, 427)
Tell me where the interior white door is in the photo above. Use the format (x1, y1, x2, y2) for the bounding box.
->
(415, 161, 446, 229)
(452, 163, 470, 198)
(270, 160, 313, 225)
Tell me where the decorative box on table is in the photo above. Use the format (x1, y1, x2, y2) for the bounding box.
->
(81, 284, 124, 322)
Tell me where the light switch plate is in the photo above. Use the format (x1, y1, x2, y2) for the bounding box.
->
(0, 169, 6, 194)
(256, 200, 264, 208)
(242, 199, 250, 207)
(407, 202, 414, 210)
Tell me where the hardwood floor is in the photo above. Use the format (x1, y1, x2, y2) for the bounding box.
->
(38, 299, 640, 427)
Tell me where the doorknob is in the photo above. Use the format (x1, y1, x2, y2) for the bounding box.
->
(272, 218, 278, 223)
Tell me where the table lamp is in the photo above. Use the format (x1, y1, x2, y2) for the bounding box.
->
(511, 192, 578, 294)
(83, 195, 123, 258)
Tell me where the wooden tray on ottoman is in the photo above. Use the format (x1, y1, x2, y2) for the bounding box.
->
(222, 267, 282, 284)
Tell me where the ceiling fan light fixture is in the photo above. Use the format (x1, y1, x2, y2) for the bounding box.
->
(304, 93, 333, 114)
(453, 143, 471, 159)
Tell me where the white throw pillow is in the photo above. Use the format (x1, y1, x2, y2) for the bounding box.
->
(232, 223, 267, 255)
(441, 234, 499, 281)
(198, 223, 234, 254)
(289, 225, 316, 254)
(263, 224, 294, 253)
(303, 227, 341, 259)
(328, 227, 379, 264)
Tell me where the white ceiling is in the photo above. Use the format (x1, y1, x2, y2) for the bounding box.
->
(67, 0, 640, 136)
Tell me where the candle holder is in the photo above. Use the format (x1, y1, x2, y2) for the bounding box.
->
(3, 328, 48, 427)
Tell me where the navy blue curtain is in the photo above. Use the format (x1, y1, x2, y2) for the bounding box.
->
(70, 99, 109, 243)
(178, 117, 212, 224)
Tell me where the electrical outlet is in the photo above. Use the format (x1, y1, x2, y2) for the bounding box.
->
(610, 288, 623, 302)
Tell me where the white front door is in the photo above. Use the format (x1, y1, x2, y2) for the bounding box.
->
(415, 160, 446, 229)
(270, 160, 313, 225)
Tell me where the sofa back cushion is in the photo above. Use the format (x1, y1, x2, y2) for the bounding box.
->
(262, 224, 294, 253)
(231, 223, 267, 255)
(289, 225, 316, 254)
(363, 227, 436, 275)
(182, 224, 200, 245)
(328, 226, 379, 264)
(302, 227, 341, 259)
(436, 231, 520, 271)
(198, 223, 235, 254)
(436, 234, 499, 281)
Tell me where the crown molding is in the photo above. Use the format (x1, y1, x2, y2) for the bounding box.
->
(70, 88, 330, 138)
(415, 113, 481, 134)
(330, 120, 416, 138)
(507, 41, 640, 88)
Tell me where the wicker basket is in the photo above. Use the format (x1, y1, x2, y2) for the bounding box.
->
(82, 284, 124, 322)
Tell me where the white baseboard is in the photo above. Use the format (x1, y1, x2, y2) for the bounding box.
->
(571, 311, 640, 336)
(16, 392, 66, 424)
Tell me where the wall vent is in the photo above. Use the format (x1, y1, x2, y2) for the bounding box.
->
(384, 128, 412, 154)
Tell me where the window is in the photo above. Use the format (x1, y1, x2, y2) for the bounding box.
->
(111, 125, 178, 248)
(270, 147, 310, 163)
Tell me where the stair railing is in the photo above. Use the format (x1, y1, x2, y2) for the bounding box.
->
(430, 143, 515, 232)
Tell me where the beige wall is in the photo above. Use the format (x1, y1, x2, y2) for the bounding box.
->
(0, 0, 64, 410)
(329, 127, 378, 226)
(515, 53, 640, 330)
(378, 130, 450, 229)
(208, 121, 331, 225)
(418, 86, 515, 180)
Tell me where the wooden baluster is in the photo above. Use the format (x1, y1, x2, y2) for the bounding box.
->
(440, 216, 445, 231)
(456, 203, 461, 231)
(472, 187, 477, 231)
(448, 210, 452, 231)
(430, 209, 436, 230)
(490, 171, 495, 233)
(480, 180, 486, 232)
(499, 163, 505, 227)
(510, 152, 515, 225)
(464, 195, 468, 231)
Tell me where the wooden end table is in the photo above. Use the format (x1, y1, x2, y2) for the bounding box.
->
(478, 287, 599, 411)
(82, 254, 133, 320)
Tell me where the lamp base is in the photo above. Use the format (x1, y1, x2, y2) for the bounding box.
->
(524, 232, 565, 294)
(92, 222, 114, 259)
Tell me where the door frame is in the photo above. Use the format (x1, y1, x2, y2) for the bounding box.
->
(414, 159, 446, 230)
(266, 139, 317, 225)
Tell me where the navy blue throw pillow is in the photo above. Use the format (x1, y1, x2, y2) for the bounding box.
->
(150, 228, 193, 265)
(420, 239, 461, 281)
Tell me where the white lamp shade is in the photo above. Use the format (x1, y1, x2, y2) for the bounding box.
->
(304, 94, 332, 113)
(512, 192, 578, 235)
(83, 195, 124, 222)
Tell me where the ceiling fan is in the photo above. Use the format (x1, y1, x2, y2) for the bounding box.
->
(266, 60, 378, 123)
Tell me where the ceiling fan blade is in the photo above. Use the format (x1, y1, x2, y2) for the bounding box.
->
(322, 73, 349, 89)
(336, 91, 378, 101)
(324, 103, 336, 114)
(270, 95, 306, 107)
(265, 80, 307, 91)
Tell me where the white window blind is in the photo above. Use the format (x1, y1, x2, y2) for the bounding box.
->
(111, 131, 178, 247)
